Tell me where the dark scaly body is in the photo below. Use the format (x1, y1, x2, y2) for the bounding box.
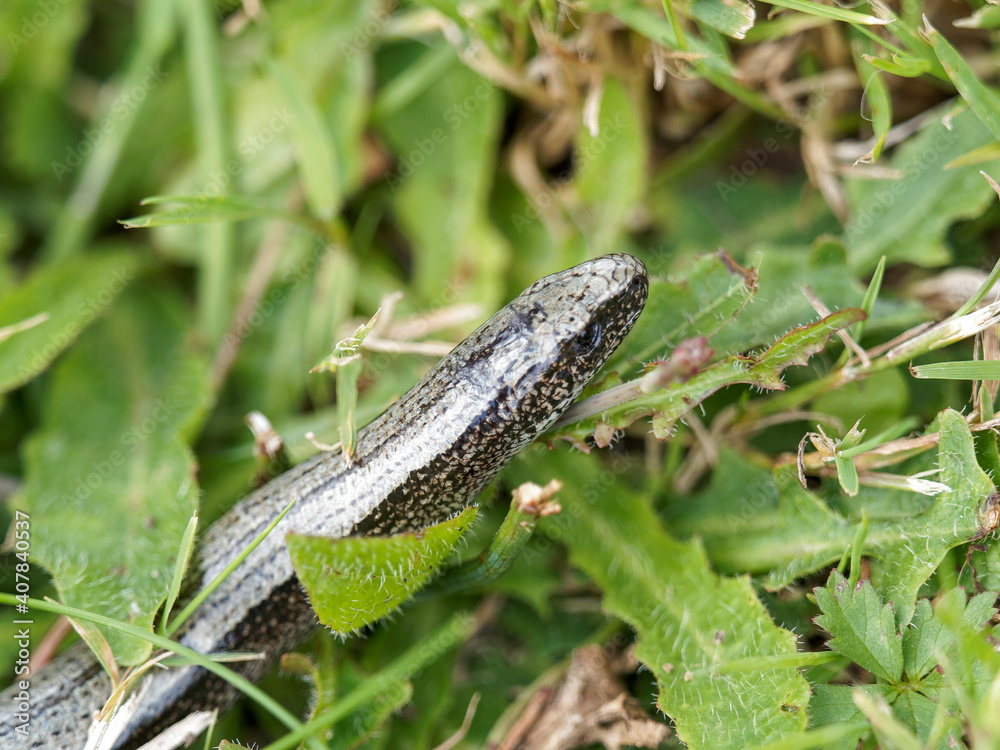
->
(0, 254, 648, 749)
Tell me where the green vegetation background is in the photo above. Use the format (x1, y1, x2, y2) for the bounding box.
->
(2, 0, 1000, 748)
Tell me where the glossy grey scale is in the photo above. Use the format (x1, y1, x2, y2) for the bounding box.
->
(0, 253, 648, 749)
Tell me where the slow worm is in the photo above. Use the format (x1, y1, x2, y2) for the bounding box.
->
(0, 253, 648, 748)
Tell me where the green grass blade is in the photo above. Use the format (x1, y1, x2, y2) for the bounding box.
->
(370, 43, 458, 123)
(258, 613, 476, 750)
(165, 498, 297, 637)
(765, 0, 887, 25)
(951, 252, 1000, 318)
(179, 0, 235, 346)
(910, 361, 1000, 380)
(0, 593, 314, 746)
(43, 0, 177, 260)
(924, 17, 1000, 140)
(266, 58, 341, 221)
(159, 512, 199, 636)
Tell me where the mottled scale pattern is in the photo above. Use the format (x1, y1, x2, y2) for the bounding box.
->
(0, 254, 648, 749)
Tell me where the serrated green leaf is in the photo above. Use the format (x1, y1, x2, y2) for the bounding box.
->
(512, 450, 809, 748)
(752, 307, 865, 374)
(933, 597, 1000, 733)
(554, 306, 863, 443)
(20, 285, 209, 664)
(716, 240, 922, 356)
(0, 249, 141, 394)
(900, 588, 996, 689)
(671, 411, 998, 610)
(287, 507, 476, 634)
(681, 459, 854, 587)
(874, 410, 998, 627)
(896, 687, 963, 748)
(843, 108, 1000, 272)
(809, 684, 891, 750)
(902, 598, 945, 681)
(815, 570, 904, 683)
(589, 241, 922, 431)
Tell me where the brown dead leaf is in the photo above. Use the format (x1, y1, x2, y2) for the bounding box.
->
(497, 644, 670, 750)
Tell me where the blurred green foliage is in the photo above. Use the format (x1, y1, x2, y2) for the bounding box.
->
(2, 0, 1000, 748)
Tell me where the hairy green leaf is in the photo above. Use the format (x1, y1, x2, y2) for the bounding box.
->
(287, 507, 476, 634)
(19, 286, 208, 663)
(554, 306, 863, 445)
(0, 249, 141, 394)
(873, 411, 998, 626)
(513, 449, 809, 748)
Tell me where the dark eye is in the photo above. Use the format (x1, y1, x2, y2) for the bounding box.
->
(629, 275, 646, 298)
(574, 322, 602, 355)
